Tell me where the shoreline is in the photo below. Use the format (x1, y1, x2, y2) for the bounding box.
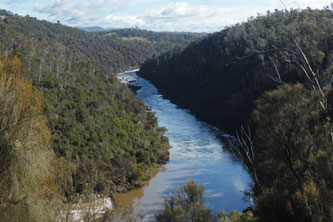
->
(117, 68, 140, 75)
(113, 165, 167, 209)
(117, 69, 140, 84)
(61, 196, 114, 222)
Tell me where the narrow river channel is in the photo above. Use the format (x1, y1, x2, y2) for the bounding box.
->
(115, 71, 252, 221)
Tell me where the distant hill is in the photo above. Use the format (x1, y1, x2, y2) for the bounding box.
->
(138, 8, 333, 134)
(97, 28, 205, 68)
(78, 26, 106, 32)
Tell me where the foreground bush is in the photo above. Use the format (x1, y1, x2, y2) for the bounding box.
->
(156, 180, 256, 222)
(0, 57, 60, 221)
(250, 84, 333, 222)
(156, 180, 214, 222)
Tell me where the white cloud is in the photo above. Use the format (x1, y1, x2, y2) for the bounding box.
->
(144, 0, 330, 32)
(35, 0, 130, 11)
(143, 2, 238, 31)
(148, 2, 219, 19)
(34, 0, 136, 27)
(143, 2, 273, 32)
(30, 0, 332, 32)
(104, 14, 145, 27)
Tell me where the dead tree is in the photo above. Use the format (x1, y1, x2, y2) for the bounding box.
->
(229, 125, 261, 188)
(228, 39, 333, 190)
(224, 40, 326, 110)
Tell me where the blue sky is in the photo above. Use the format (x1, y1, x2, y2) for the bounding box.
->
(0, 0, 331, 32)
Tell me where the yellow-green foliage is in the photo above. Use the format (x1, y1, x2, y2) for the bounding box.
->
(251, 84, 333, 221)
(0, 56, 59, 222)
(156, 180, 256, 222)
(156, 180, 214, 222)
(121, 36, 149, 42)
(218, 210, 256, 222)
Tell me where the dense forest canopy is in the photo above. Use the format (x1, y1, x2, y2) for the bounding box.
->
(0, 9, 200, 206)
(4, 5, 333, 222)
(97, 28, 205, 66)
(0, 10, 200, 74)
(138, 8, 333, 134)
(139, 8, 333, 222)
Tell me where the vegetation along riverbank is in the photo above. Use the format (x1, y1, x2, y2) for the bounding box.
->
(0, 9, 198, 221)
(2, 4, 333, 222)
(139, 8, 333, 222)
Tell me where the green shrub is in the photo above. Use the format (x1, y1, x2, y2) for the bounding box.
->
(0, 57, 60, 221)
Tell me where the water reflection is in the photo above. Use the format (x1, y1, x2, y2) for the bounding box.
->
(114, 166, 166, 209)
(116, 72, 252, 221)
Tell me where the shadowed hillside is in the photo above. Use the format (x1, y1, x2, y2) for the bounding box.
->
(138, 8, 333, 134)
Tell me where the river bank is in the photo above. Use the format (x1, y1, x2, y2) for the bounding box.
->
(115, 71, 252, 221)
(113, 166, 166, 209)
(117, 69, 140, 83)
(60, 196, 114, 222)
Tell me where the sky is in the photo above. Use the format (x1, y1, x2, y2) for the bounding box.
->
(0, 0, 331, 32)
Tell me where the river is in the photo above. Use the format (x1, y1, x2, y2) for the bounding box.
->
(115, 71, 252, 221)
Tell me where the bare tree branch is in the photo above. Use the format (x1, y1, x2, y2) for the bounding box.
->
(224, 40, 327, 111)
(294, 1, 300, 9)
(224, 47, 297, 68)
(229, 125, 261, 187)
(293, 40, 325, 98)
(279, 0, 288, 10)
(263, 56, 286, 84)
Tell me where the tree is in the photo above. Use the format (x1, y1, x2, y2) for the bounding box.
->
(0, 56, 60, 221)
(156, 180, 257, 222)
(156, 180, 214, 222)
(218, 210, 257, 222)
(250, 84, 333, 222)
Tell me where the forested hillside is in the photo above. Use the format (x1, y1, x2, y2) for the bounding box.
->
(98, 28, 204, 67)
(0, 9, 199, 211)
(139, 8, 333, 222)
(138, 8, 333, 134)
(0, 10, 199, 74)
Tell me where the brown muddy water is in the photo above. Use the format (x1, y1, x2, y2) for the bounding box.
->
(113, 166, 166, 209)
